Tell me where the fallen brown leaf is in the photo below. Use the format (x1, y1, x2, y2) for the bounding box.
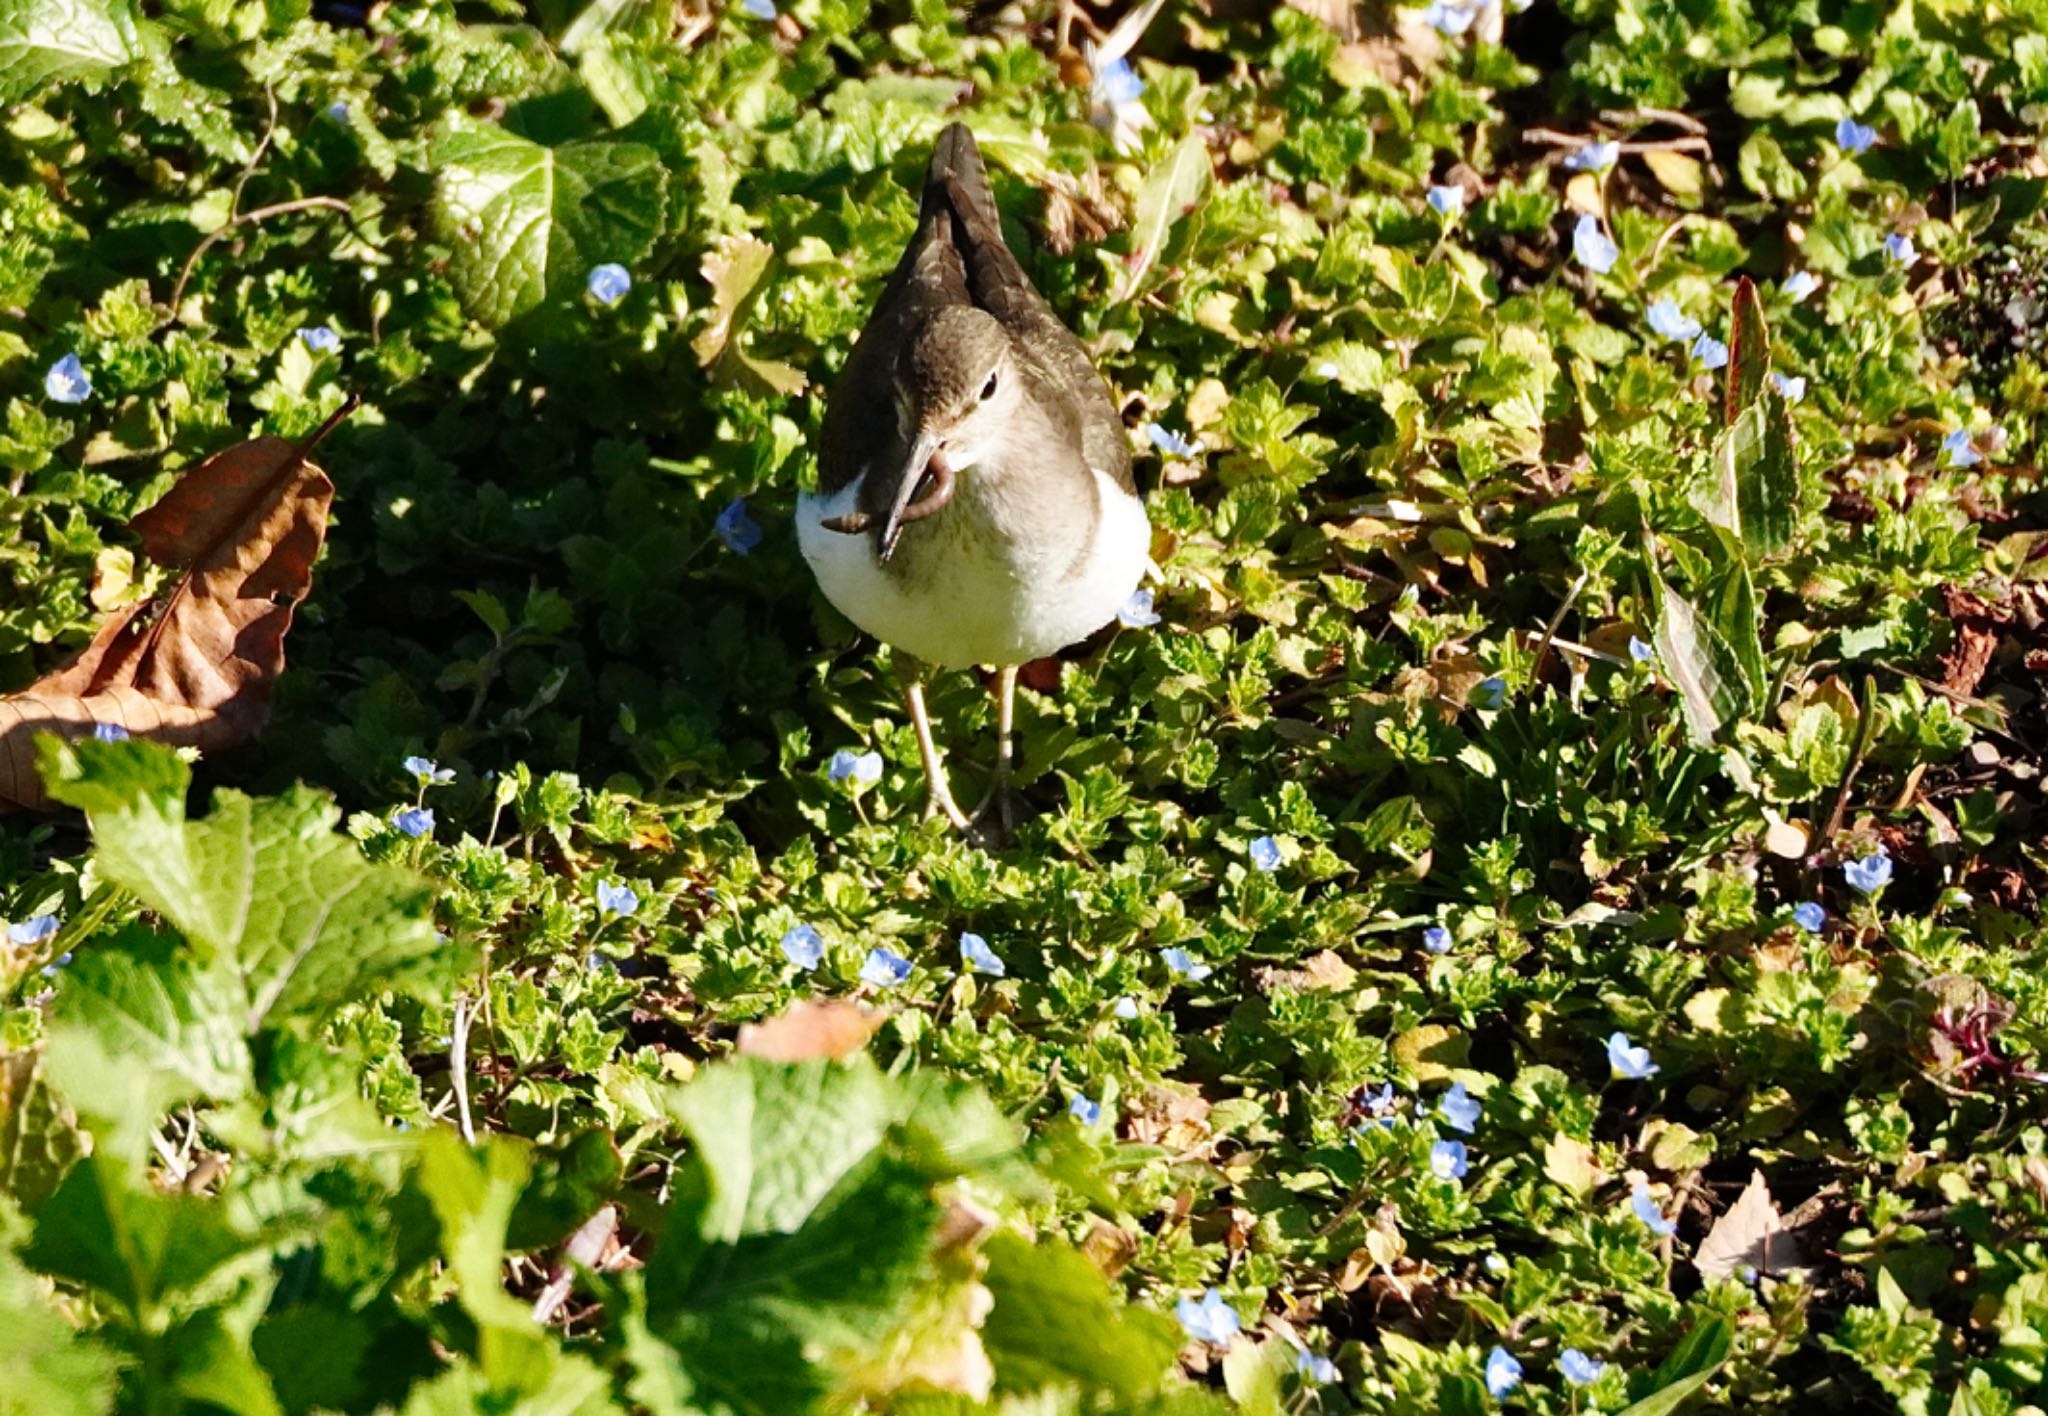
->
(736, 999, 884, 1062)
(0, 401, 352, 811)
(1695, 1170, 1806, 1283)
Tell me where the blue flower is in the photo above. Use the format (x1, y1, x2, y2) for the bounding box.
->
(392, 807, 435, 838)
(1423, 924, 1453, 954)
(1438, 1081, 1481, 1134)
(1162, 947, 1212, 982)
(1943, 428, 1981, 468)
(959, 931, 1005, 977)
(860, 946, 912, 988)
(1563, 139, 1620, 172)
(1843, 848, 1893, 895)
(1429, 1138, 1469, 1180)
(1835, 117, 1878, 154)
(1607, 1031, 1658, 1079)
(1118, 588, 1161, 629)
(596, 880, 639, 918)
(1473, 677, 1506, 709)
(828, 748, 883, 785)
(1070, 1094, 1103, 1126)
(1483, 1251, 1509, 1276)
(1884, 232, 1917, 267)
(1113, 996, 1139, 1019)
(1353, 1082, 1398, 1124)
(780, 923, 823, 969)
(1176, 1288, 1240, 1344)
(714, 496, 764, 554)
(1628, 636, 1657, 664)
(1646, 299, 1702, 342)
(1427, 184, 1464, 217)
(1093, 54, 1143, 107)
(325, 101, 349, 122)
(1144, 422, 1201, 458)
(39, 951, 73, 976)
(1691, 333, 1729, 370)
(91, 722, 128, 742)
(1249, 835, 1282, 873)
(1297, 1349, 1339, 1384)
(1632, 1183, 1678, 1236)
(44, 353, 90, 404)
(586, 262, 632, 305)
(1573, 215, 1619, 274)
(739, 0, 776, 16)
(1420, 0, 1483, 36)
(1769, 372, 1807, 404)
(1560, 1349, 1605, 1385)
(297, 325, 341, 353)
(8, 915, 60, 946)
(1793, 901, 1826, 932)
(404, 755, 455, 785)
(1484, 1347, 1522, 1397)
(1782, 270, 1820, 303)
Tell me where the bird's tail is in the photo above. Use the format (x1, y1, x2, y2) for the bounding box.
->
(922, 121, 1002, 244)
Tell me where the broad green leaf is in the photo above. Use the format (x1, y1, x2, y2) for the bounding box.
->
(979, 1233, 1180, 1401)
(163, 1306, 284, 1416)
(1696, 391, 1796, 561)
(0, 1249, 118, 1416)
(430, 123, 666, 327)
(0, 1047, 84, 1210)
(416, 1132, 535, 1335)
(400, 1349, 622, 1416)
(1649, 557, 1752, 747)
(0, 0, 144, 103)
(1709, 560, 1769, 706)
(1114, 132, 1211, 304)
(1620, 1314, 1735, 1416)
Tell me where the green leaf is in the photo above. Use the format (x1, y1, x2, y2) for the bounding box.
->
(0, 1048, 85, 1211)
(1618, 1314, 1735, 1416)
(979, 1233, 1181, 1400)
(1114, 132, 1212, 304)
(416, 1132, 536, 1334)
(0, 0, 145, 103)
(1648, 556, 1751, 747)
(429, 122, 666, 328)
(400, 1349, 622, 1416)
(0, 1249, 119, 1416)
(1696, 393, 1795, 562)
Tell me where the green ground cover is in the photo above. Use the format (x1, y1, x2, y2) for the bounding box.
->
(3, 0, 2048, 1411)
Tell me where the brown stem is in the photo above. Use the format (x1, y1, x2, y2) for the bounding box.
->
(161, 197, 355, 326)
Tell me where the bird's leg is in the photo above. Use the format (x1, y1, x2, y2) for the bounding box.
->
(904, 674, 972, 831)
(972, 665, 1020, 835)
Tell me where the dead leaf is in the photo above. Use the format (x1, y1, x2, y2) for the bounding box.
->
(1254, 949, 1357, 993)
(736, 999, 883, 1062)
(1543, 1133, 1604, 1196)
(1696, 1170, 1805, 1283)
(0, 402, 351, 811)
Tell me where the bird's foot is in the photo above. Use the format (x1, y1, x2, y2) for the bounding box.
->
(969, 774, 1022, 845)
(922, 776, 973, 833)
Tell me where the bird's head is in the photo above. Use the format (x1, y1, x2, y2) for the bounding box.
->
(872, 307, 1020, 558)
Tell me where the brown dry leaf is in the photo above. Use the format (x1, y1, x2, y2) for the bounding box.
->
(1255, 949, 1357, 993)
(1123, 1084, 1211, 1149)
(1696, 1170, 1806, 1282)
(736, 999, 884, 1062)
(0, 403, 350, 811)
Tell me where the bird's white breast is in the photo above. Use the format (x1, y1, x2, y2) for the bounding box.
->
(797, 469, 1149, 670)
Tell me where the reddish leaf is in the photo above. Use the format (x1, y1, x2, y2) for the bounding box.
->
(1725, 275, 1770, 425)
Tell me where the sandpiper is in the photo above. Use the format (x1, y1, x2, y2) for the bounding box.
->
(801, 121, 1149, 832)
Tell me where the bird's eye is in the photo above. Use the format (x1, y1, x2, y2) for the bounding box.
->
(980, 371, 999, 402)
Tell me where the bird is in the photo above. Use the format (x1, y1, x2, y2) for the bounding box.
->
(800, 121, 1149, 834)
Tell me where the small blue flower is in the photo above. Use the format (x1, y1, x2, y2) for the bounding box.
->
(1691, 333, 1729, 371)
(1793, 901, 1827, 932)
(1573, 215, 1620, 274)
(586, 262, 632, 306)
(1070, 1093, 1103, 1126)
(297, 325, 341, 353)
(1297, 1350, 1339, 1385)
(1118, 588, 1161, 629)
(1474, 677, 1506, 709)
(1835, 117, 1878, 154)
(738, 0, 776, 17)
(588, 951, 616, 971)
(1943, 428, 1981, 468)
(392, 807, 435, 839)
(596, 880, 639, 918)
(1769, 372, 1807, 404)
(1560, 1349, 1606, 1385)
(780, 923, 823, 969)
(1628, 636, 1657, 664)
(1420, 0, 1482, 36)
(1607, 1031, 1659, 1079)
(1632, 1183, 1678, 1236)
(91, 722, 128, 742)
(1483, 1251, 1509, 1276)
(714, 497, 764, 554)
(1438, 1081, 1481, 1134)
(39, 951, 73, 976)
(1563, 139, 1620, 172)
(1782, 270, 1820, 303)
(1843, 848, 1893, 895)
(1423, 924, 1453, 954)
(1429, 1138, 1469, 1180)
(1884, 232, 1917, 267)
(1093, 54, 1144, 107)
(828, 749, 883, 785)
(1176, 1288, 1240, 1345)
(325, 100, 349, 122)
(1646, 299, 1702, 342)
(1248, 835, 1282, 873)
(1113, 995, 1139, 1019)
(959, 932, 1005, 977)
(1144, 422, 1201, 458)
(1484, 1347, 1522, 1397)
(1427, 184, 1465, 218)
(8, 915, 60, 946)
(1162, 947, 1212, 982)
(44, 353, 90, 404)
(404, 755, 455, 785)
(860, 946, 912, 988)
(1352, 1082, 1398, 1125)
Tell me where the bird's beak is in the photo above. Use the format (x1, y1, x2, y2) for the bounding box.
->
(877, 433, 957, 562)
